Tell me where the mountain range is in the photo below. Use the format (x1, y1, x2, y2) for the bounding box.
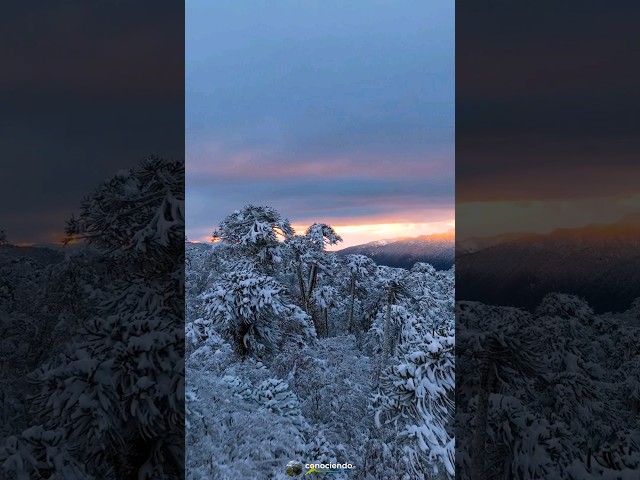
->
(335, 231, 455, 270)
(456, 214, 640, 313)
(0, 243, 65, 265)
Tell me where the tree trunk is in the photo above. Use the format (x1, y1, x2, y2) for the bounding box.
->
(394, 318, 402, 354)
(382, 292, 393, 364)
(324, 308, 329, 337)
(296, 254, 307, 310)
(471, 355, 491, 480)
(306, 263, 318, 301)
(502, 450, 512, 480)
(236, 322, 251, 358)
(310, 309, 323, 337)
(348, 275, 356, 334)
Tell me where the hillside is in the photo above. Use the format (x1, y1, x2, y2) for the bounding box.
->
(0, 244, 64, 266)
(456, 231, 538, 254)
(456, 214, 640, 312)
(336, 231, 455, 270)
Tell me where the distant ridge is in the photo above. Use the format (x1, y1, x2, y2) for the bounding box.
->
(0, 243, 64, 266)
(457, 214, 640, 313)
(457, 213, 640, 254)
(457, 232, 539, 254)
(335, 231, 454, 270)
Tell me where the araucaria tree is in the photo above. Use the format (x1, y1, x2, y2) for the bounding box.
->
(23, 157, 185, 479)
(212, 204, 294, 273)
(345, 254, 376, 335)
(285, 223, 342, 330)
(202, 270, 290, 358)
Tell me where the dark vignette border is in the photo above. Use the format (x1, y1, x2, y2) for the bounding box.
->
(0, 2, 185, 479)
(456, 1, 640, 478)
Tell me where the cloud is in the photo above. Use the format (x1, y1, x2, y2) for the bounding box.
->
(1, 1, 183, 96)
(456, 0, 640, 231)
(188, 142, 452, 180)
(186, 147, 454, 241)
(186, 0, 454, 243)
(1, 0, 184, 244)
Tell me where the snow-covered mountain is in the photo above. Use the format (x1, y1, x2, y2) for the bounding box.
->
(335, 231, 454, 270)
(457, 214, 640, 312)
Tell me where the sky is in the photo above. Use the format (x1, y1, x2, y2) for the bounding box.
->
(186, 0, 454, 249)
(0, 1, 183, 245)
(456, 1, 640, 239)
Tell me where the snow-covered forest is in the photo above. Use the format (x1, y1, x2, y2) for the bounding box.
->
(3, 158, 637, 480)
(0, 158, 184, 479)
(185, 205, 455, 479)
(457, 294, 640, 479)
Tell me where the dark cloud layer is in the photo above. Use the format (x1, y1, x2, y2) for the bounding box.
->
(456, 0, 640, 203)
(0, 2, 183, 96)
(0, 1, 184, 243)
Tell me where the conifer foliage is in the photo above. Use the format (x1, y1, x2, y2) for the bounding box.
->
(0, 157, 185, 479)
(457, 294, 640, 479)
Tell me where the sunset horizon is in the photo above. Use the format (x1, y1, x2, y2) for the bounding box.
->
(186, 1, 454, 248)
(457, 196, 640, 240)
(187, 217, 455, 250)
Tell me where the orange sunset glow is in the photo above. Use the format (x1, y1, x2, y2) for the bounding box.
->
(301, 220, 455, 250)
(457, 193, 640, 240)
(189, 219, 455, 250)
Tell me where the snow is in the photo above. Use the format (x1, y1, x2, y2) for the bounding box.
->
(185, 205, 456, 479)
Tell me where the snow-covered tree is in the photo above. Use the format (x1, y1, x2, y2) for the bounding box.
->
(345, 254, 376, 334)
(213, 204, 294, 273)
(312, 285, 338, 337)
(202, 270, 295, 358)
(185, 205, 457, 479)
(456, 293, 640, 480)
(0, 427, 92, 479)
(373, 291, 455, 479)
(28, 157, 185, 479)
(284, 223, 342, 332)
